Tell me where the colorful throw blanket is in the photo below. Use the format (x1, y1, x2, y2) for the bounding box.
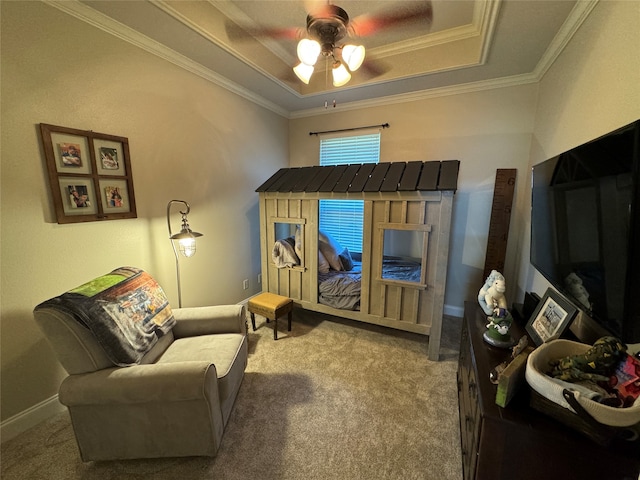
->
(36, 267, 175, 366)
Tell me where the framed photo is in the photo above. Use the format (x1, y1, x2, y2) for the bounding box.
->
(40, 123, 137, 224)
(526, 288, 578, 346)
(58, 178, 98, 216)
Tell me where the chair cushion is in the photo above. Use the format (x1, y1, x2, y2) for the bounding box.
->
(156, 333, 247, 418)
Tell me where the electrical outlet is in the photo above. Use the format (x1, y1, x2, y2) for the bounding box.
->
(257, 273, 262, 284)
(243, 279, 249, 290)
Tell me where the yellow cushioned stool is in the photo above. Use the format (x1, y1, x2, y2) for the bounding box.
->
(248, 292, 293, 340)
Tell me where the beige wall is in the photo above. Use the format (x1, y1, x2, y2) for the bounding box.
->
(0, 1, 287, 421)
(290, 85, 539, 312)
(519, 0, 640, 297)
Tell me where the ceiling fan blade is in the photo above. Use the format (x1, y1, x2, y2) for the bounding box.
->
(225, 20, 303, 42)
(350, 1, 433, 37)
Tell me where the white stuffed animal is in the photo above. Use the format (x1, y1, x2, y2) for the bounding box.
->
(478, 270, 507, 315)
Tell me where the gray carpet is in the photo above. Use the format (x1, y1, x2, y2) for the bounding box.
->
(1, 308, 463, 480)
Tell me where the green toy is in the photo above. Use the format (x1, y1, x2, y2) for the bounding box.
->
(549, 336, 627, 382)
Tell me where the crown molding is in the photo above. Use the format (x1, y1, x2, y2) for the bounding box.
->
(532, 0, 598, 80)
(42, 0, 289, 118)
(41, 0, 597, 120)
(289, 72, 539, 119)
(370, 0, 500, 60)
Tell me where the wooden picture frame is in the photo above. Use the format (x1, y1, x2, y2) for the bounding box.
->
(526, 288, 578, 346)
(40, 123, 137, 223)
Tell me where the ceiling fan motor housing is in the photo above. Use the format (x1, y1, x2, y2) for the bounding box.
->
(306, 5, 349, 55)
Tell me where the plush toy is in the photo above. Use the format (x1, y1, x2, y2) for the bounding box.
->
(478, 270, 507, 315)
(549, 336, 627, 382)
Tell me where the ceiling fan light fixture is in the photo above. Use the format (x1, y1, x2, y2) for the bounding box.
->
(332, 62, 351, 87)
(297, 38, 321, 66)
(293, 62, 315, 84)
(342, 44, 365, 71)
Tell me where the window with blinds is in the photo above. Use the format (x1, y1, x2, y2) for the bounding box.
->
(319, 133, 380, 253)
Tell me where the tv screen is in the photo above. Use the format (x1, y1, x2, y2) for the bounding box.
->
(530, 120, 640, 343)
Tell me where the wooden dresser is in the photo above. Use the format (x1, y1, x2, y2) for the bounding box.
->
(457, 301, 640, 480)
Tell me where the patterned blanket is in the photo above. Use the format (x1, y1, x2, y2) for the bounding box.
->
(37, 267, 175, 366)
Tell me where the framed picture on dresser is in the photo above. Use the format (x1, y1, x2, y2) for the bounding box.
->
(526, 288, 578, 346)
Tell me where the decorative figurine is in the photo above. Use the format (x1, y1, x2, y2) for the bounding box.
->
(478, 270, 507, 315)
(479, 270, 516, 348)
(484, 307, 517, 348)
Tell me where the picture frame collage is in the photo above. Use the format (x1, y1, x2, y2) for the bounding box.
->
(40, 123, 137, 224)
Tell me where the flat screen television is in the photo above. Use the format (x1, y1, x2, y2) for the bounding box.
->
(530, 119, 640, 344)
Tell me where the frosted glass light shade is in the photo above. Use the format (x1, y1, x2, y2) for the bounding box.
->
(293, 62, 315, 84)
(178, 237, 196, 257)
(332, 63, 351, 86)
(297, 39, 321, 66)
(342, 44, 365, 71)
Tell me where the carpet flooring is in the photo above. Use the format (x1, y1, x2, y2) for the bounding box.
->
(1, 308, 463, 480)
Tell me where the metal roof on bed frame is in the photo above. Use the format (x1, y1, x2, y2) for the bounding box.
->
(255, 160, 459, 193)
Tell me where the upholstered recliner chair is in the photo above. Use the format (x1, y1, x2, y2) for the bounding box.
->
(33, 267, 248, 461)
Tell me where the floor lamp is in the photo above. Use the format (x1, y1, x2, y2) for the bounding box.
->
(167, 200, 203, 308)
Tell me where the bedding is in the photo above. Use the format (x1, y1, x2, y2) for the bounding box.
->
(318, 256, 422, 310)
(272, 237, 300, 268)
(318, 260, 363, 310)
(271, 231, 421, 311)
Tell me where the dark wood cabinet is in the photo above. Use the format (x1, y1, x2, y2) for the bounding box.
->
(457, 301, 640, 480)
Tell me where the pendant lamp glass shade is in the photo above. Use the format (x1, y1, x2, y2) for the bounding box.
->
(297, 39, 321, 65)
(332, 62, 351, 87)
(170, 229, 202, 257)
(342, 44, 365, 71)
(293, 62, 315, 84)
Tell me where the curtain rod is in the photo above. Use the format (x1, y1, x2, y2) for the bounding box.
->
(309, 123, 390, 136)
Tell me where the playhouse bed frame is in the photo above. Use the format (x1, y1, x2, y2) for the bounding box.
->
(256, 160, 459, 360)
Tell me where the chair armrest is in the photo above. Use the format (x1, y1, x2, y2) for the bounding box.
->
(172, 304, 246, 338)
(59, 361, 219, 406)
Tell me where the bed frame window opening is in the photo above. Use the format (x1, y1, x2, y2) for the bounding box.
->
(380, 226, 430, 287)
(272, 220, 304, 270)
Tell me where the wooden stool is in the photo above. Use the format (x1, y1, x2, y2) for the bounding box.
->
(248, 292, 293, 340)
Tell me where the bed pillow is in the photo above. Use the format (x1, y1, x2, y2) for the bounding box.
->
(318, 231, 344, 271)
(318, 249, 330, 274)
(339, 247, 354, 271)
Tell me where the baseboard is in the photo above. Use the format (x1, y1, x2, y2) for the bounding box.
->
(0, 394, 66, 443)
(444, 303, 464, 318)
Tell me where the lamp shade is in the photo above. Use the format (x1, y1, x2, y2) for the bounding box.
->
(332, 62, 351, 87)
(342, 44, 365, 71)
(297, 39, 321, 66)
(293, 62, 315, 84)
(170, 229, 203, 257)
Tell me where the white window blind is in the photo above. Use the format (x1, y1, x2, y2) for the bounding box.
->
(319, 133, 380, 253)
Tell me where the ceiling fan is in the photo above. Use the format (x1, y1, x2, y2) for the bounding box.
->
(227, 1, 433, 87)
